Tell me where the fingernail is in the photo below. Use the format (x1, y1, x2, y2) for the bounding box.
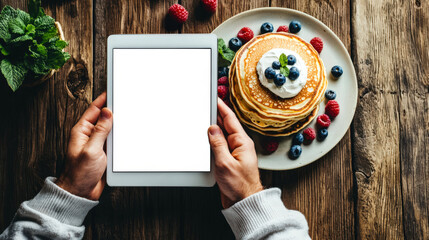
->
(101, 108, 112, 120)
(209, 126, 221, 136)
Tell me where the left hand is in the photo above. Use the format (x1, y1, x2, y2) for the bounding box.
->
(56, 92, 112, 201)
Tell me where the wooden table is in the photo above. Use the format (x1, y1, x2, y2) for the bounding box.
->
(0, 0, 427, 239)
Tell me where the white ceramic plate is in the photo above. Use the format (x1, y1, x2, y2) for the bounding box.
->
(212, 7, 358, 170)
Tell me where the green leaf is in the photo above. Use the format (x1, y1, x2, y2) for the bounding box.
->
(0, 43, 9, 56)
(55, 40, 68, 49)
(1, 59, 27, 91)
(47, 49, 66, 69)
(16, 9, 30, 25)
(279, 53, 288, 67)
(34, 15, 55, 31)
(39, 26, 57, 43)
(10, 34, 32, 43)
(9, 18, 26, 34)
(0, 6, 16, 41)
(28, 0, 42, 19)
(26, 24, 35, 35)
(218, 38, 235, 67)
(280, 67, 289, 77)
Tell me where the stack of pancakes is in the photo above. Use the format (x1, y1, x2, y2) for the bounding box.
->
(228, 33, 327, 137)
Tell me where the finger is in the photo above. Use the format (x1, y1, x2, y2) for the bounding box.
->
(87, 108, 113, 149)
(77, 92, 107, 126)
(208, 125, 233, 165)
(217, 98, 246, 135)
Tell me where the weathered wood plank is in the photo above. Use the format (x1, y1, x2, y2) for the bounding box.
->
(92, 1, 183, 239)
(397, 0, 429, 239)
(268, 1, 355, 239)
(0, 0, 93, 232)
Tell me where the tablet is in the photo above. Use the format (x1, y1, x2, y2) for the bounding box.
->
(106, 34, 217, 186)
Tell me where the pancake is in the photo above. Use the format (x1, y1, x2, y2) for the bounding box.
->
(227, 32, 327, 137)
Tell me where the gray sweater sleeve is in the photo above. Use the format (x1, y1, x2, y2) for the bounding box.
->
(222, 188, 311, 240)
(0, 177, 98, 240)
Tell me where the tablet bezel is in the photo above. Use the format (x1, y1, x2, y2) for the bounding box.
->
(107, 34, 217, 186)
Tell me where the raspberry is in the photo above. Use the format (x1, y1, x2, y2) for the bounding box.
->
(201, 0, 217, 13)
(168, 4, 188, 24)
(237, 27, 254, 43)
(261, 138, 279, 154)
(218, 76, 228, 86)
(217, 85, 229, 100)
(310, 37, 323, 54)
(325, 100, 340, 118)
(303, 128, 316, 143)
(316, 114, 331, 128)
(277, 25, 289, 32)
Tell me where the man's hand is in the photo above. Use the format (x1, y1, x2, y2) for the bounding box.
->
(56, 93, 112, 201)
(208, 98, 263, 209)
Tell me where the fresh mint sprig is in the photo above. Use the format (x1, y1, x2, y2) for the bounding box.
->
(218, 38, 235, 67)
(0, 0, 70, 92)
(279, 53, 289, 77)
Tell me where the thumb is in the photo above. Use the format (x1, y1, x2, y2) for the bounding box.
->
(88, 107, 113, 149)
(208, 125, 231, 163)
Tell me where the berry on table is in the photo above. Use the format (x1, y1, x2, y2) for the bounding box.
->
(168, 4, 188, 24)
(325, 89, 336, 100)
(325, 100, 340, 118)
(288, 67, 300, 80)
(287, 55, 296, 65)
(331, 65, 343, 78)
(218, 76, 228, 86)
(201, 0, 217, 13)
(272, 61, 281, 69)
(261, 138, 279, 154)
(310, 37, 323, 53)
(217, 85, 229, 100)
(292, 133, 304, 145)
(317, 128, 328, 141)
(303, 127, 316, 143)
(289, 20, 301, 33)
(316, 114, 331, 128)
(237, 27, 254, 43)
(274, 74, 286, 86)
(260, 22, 274, 34)
(264, 67, 276, 79)
(277, 25, 289, 32)
(289, 145, 302, 159)
(229, 37, 242, 52)
(218, 67, 229, 78)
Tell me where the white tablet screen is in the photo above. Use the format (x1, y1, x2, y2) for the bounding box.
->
(112, 49, 211, 172)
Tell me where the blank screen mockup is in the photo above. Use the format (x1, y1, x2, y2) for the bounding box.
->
(112, 48, 211, 172)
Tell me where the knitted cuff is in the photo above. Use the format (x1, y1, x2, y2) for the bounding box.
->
(221, 188, 290, 239)
(26, 177, 98, 226)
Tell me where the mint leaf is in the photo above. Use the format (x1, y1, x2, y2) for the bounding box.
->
(16, 9, 30, 25)
(10, 34, 32, 43)
(28, 0, 42, 19)
(47, 49, 67, 69)
(34, 15, 55, 31)
(26, 24, 35, 35)
(280, 66, 289, 77)
(1, 59, 27, 91)
(218, 38, 235, 67)
(279, 53, 288, 67)
(9, 18, 25, 34)
(39, 27, 57, 43)
(55, 40, 68, 49)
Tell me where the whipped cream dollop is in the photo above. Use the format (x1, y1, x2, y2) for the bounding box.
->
(256, 48, 308, 98)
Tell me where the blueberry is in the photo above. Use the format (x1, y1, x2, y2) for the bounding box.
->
(292, 133, 304, 145)
(331, 65, 343, 78)
(317, 128, 328, 141)
(325, 90, 337, 100)
(272, 61, 281, 69)
(274, 74, 286, 86)
(228, 37, 242, 52)
(287, 55, 296, 65)
(218, 67, 229, 78)
(288, 67, 300, 80)
(289, 20, 302, 34)
(288, 145, 302, 160)
(260, 22, 274, 34)
(264, 67, 276, 79)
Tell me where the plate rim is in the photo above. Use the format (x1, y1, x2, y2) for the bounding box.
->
(212, 7, 358, 170)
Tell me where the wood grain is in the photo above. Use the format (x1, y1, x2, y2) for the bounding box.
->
(0, 0, 93, 232)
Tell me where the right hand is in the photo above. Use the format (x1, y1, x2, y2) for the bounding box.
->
(207, 98, 263, 209)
